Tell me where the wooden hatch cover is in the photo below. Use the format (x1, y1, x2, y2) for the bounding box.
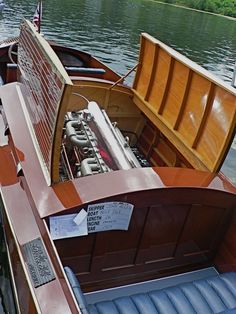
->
(132, 33, 236, 172)
(17, 19, 73, 185)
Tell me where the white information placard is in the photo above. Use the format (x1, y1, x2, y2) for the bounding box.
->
(50, 211, 88, 240)
(87, 202, 134, 233)
(49, 202, 134, 240)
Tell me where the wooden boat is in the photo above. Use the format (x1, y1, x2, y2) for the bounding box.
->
(0, 19, 236, 313)
(0, 35, 120, 85)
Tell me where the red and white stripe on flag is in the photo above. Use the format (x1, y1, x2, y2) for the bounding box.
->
(33, 1, 42, 31)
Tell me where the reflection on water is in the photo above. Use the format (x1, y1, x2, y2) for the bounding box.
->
(2, 0, 236, 80)
(0, 0, 235, 183)
(222, 139, 236, 184)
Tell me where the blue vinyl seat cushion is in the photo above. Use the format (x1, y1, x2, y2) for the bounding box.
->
(64, 268, 236, 314)
(64, 266, 90, 314)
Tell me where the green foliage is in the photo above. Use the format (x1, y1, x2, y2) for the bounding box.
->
(159, 0, 236, 17)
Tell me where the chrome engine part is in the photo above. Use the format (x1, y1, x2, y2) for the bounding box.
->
(60, 101, 142, 180)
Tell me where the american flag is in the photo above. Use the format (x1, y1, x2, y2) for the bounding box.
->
(33, 1, 42, 32)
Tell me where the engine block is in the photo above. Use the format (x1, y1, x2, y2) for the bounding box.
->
(60, 102, 143, 180)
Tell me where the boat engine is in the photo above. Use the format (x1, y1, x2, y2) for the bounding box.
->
(60, 101, 149, 180)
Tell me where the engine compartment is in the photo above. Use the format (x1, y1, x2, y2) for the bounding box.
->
(59, 101, 150, 181)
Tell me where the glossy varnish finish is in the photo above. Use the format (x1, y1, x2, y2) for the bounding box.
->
(137, 120, 193, 167)
(1, 81, 235, 297)
(53, 169, 236, 291)
(69, 79, 192, 168)
(0, 85, 81, 313)
(133, 33, 236, 173)
(18, 20, 73, 185)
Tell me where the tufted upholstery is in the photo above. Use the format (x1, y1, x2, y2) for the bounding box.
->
(64, 267, 90, 314)
(65, 268, 236, 314)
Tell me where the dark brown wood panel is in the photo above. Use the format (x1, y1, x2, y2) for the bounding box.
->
(56, 234, 96, 274)
(215, 209, 236, 272)
(177, 205, 231, 262)
(54, 186, 235, 291)
(136, 204, 190, 264)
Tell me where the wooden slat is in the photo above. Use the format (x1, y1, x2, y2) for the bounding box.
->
(133, 91, 209, 171)
(133, 35, 146, 90)
(146, 129, 159, 159)
(192, 83, 215, 149)
(144, 44, 159, 102)
(174, 69, 193, 130)
(148, 49, 171, 113)
(132, 33, 236, 172)
(158, 57, 175, 115)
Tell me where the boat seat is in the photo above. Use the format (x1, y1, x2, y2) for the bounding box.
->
(64, 267, 236, 314)
(65, 66, 106, 75)
(64, 267, 90, 314)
